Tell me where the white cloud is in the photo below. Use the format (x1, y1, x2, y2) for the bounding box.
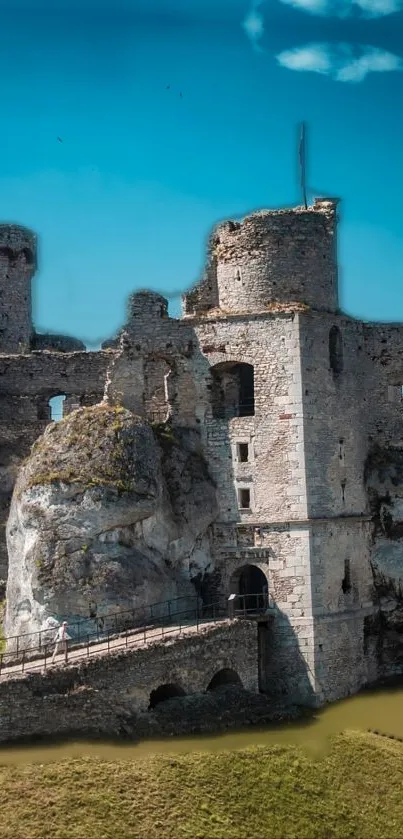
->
(276, 42, 403, 81)
(336, 47, 402, 79)
(280, 0, 330, 12)
(242, 1, 265, 51)
(277, 44, 332, 73)
(279, 0, 402, 16)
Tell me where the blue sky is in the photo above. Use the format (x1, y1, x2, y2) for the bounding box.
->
(0, 0, 402, 348)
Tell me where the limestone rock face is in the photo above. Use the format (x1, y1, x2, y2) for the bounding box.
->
(366, 445, 403, 598)
(364, 445, 403, 676)
(5, 404, 218, 651)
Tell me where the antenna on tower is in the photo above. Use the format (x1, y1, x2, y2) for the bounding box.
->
(298, 122, 308, 209)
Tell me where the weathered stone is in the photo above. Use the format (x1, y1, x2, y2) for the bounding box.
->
(4, 404, 218, 648)
(0, 621, 260, 745)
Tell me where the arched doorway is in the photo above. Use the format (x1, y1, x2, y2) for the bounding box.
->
(230, 564, 268, 613)
(148, 683, 186, 710)
(206, 668, 243, 692)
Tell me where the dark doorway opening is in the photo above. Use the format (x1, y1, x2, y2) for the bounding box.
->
(231, 564, 268, 613)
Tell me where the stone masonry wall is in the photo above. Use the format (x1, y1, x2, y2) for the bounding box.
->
(191, 313, 308, 524)
(313, 611, 370, 703)
(299, 312, 369, 519)
(310, 519, 376, 702)
(362, 324, 403, 445)
(0, 621, 258, 745)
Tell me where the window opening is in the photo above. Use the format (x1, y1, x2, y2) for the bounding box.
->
(237, 443, 249, 462)
(211, 362, 254, 419)
(329, 326, 343, 375)
(49, 394, 66, 422)
(341, 559, 351, 594)
(238, 488, 250, 509)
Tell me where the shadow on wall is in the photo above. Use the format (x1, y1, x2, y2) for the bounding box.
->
(104, 293, 248, 608)
(258, 605, 316, 707)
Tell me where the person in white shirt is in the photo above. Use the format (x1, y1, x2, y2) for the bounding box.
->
(51, 621, 70, 663)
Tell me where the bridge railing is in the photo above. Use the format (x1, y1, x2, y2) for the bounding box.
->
(0, 592, 272, 678)
(3, 594, 201, 659)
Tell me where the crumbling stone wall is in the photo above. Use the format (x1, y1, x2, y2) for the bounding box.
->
(0, 351, 110, 580)
(183, 199, 338, 317)
(0, 620, 258, 745)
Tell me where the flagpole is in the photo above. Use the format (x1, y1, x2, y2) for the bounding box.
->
(299, 122, 308, 209)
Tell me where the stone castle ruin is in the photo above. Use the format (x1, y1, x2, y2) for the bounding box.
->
(2, 197, 403, 706)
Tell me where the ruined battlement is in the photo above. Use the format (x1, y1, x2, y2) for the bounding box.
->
(0, 224, 37, 354)
(0, 224, 37, 258)
(183, 198, 339, 317)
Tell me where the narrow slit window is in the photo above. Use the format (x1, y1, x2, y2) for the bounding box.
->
(238, 488, 251, 509)
(237, 443, 249, 463)
(341, 559, 351, 594)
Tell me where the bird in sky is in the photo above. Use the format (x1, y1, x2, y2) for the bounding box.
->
(57, 136, 63, 143)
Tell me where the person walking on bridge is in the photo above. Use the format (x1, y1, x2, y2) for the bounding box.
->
(52, 620, 70, 664)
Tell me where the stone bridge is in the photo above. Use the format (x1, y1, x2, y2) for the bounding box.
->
(0, 619, 259, 745)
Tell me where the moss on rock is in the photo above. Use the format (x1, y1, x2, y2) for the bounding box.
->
(22, 403, 158, 496)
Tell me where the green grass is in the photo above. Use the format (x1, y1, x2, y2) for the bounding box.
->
(1, 731, 403, 838)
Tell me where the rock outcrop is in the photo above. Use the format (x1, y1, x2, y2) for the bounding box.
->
(4, 404, 218, 651)
(364, 444, 403, 675)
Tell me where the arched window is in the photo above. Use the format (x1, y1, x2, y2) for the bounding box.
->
(211, 362, 254, 419)
(329, 326, 343, 375)
(49, 394, 66, 422)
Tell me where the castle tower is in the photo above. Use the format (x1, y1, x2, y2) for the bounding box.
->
(0, 225, 37, 354)
(183, 198, 339, 316)
(182, 196, 376, 707)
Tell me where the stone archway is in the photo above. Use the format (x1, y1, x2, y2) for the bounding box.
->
(148, 683, 186, 710)
(229, 564, 268, 613)
(206, 668, 243, 692)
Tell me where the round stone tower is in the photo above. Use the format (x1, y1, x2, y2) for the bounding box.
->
(183, 198, 339, 316)
(0, 224, 37, 353)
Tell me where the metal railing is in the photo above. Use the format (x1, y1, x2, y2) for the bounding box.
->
(0, 592, 271, 678)
(211, 400, 255, 420)
(3, 595, 199, 659)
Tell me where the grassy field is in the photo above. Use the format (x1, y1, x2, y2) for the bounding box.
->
(0, 731, 402, 839)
